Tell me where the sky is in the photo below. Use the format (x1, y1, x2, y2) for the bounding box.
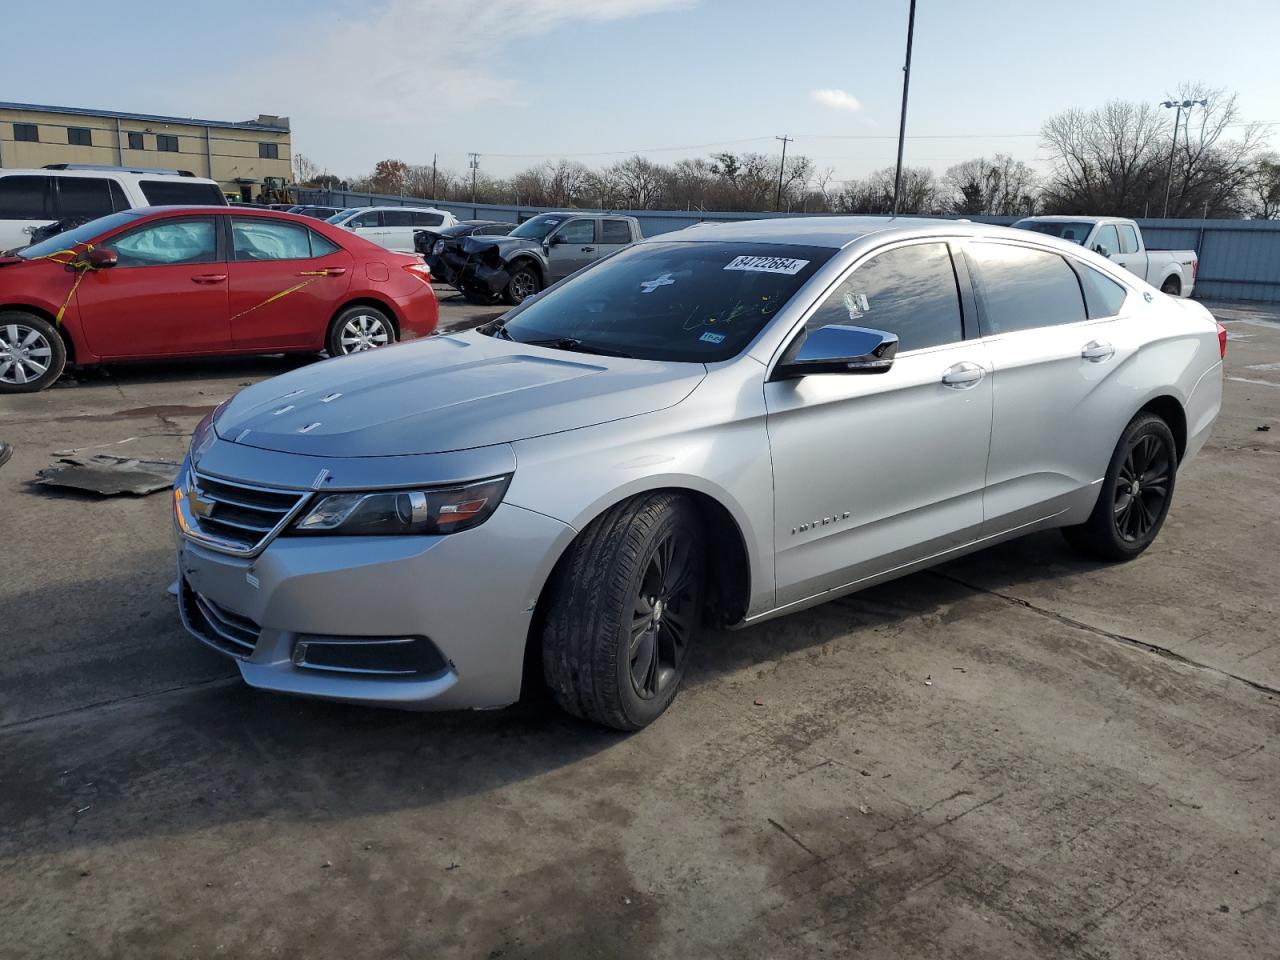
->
(5, 0, 1279, 186)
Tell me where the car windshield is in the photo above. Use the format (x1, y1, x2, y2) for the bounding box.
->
(495, 241, 834, 362)
(508, 214, 565, 240)
(17, 211, 141, 258)
(1014, 220, 1094, 245)
(325, 209, 361, 224)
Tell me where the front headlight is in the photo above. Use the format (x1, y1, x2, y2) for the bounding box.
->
(190, 398, 231, 460)
(289, 476, 511, 537)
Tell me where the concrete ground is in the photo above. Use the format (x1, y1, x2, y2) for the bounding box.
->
(1, 293, 1277, 959)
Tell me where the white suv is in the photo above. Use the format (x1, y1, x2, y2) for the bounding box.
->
(326, 206, 458, 252)
(0, 165, 226, 250)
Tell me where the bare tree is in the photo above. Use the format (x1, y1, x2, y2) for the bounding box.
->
(1245, 153, 1280, 219)
(291, 153, 322, 184)
(943, 154, 1039, 215)
(837, 166, 940, 214)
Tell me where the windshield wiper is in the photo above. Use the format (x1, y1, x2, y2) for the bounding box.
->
(520, 337, 636, 359)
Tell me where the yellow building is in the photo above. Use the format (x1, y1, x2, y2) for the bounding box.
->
(0, 101, 292, 202)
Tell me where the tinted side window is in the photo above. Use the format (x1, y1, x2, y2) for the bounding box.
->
(806, 242, 963, 351)
(556, 219, 596, 244)
(349, 210, 380, 228)
(1092, 224, 1120, 257)
(310, 232, 340, 256)
(969, 244, 1087, 334)
(601, 220, 632, 244)
(139, 180, 224, 206)
(0, 175, 50, 219)
(1073, 262, 1128, 319)
(232, 218, 312, 260)
(110, 218, 217, 267)
(412, 211, 444, 226)
(382, 210, 413, 227)
(1118, 224, 1139, 255)
(56, 178, 115, 219)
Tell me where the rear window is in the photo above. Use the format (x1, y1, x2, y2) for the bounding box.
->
(0, 175, 50, 219)
(139, 179, 226, 206)
(1013, 220, 1093, 245)
(412, 211, 445, 226)
(499, 242, 834, 362)
(382, 210, 413, 227)
(601, 220, 632, 244)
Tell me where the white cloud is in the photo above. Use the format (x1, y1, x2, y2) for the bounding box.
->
(810, 88, 862, 112)
(187, 0, 692, 171)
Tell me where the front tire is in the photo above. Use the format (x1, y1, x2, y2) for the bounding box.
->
(1062, 412, 1178, 561)
(0, 311, 66, 393)
(501, 264, 541, 306)
(542, 493, 705, 731)
(326, 305, 395, 356)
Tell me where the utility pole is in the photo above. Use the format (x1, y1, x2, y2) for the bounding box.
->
(891, 0, 918, 216)
(431, 153, 438, 200)
(774, 135, 793, 211)
(468, 152, 480, 216)
(1162, 98, 1207, 218)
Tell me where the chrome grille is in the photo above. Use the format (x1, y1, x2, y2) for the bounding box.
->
(180, 469, 310, 556)
(180, 580, 261, 659)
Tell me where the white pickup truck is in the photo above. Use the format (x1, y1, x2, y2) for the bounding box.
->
(1012, 216, 1198, 297)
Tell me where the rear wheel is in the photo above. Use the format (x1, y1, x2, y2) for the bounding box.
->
(327, 305, 395, 356)
(1062, 412, 1177, 561)
(542, 493, 705, 731)
(1160, 276, 1181, 296)
(502, 264, 541, 306)
(0, 311, 66, 393)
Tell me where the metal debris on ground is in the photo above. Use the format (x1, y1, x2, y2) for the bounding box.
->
(1258, 425, 1272, 432)
(35, 454, 179, 496)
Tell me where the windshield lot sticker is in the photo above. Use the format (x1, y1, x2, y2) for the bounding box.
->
(842, 291, 870, 317)
(640, 272, 676, 294)
(724, 255, 810, 275)
(699, 331, 726, 344)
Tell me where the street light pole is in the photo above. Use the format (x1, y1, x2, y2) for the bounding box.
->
(891, 0, 918, 216)
(468, 152, 480, 217)
(1162, 98, 1207, 218)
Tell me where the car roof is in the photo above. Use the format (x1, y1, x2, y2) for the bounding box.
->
(122, 205, 320, 222)
(1016, 215, 1119, 223)
(646, 215, 962, 249)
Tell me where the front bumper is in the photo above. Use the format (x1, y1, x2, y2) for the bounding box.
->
(457, 257, 511, 295)
(176, 498, 573, 710)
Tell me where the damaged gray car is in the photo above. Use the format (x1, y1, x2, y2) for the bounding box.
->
(455, 212, 642, 305)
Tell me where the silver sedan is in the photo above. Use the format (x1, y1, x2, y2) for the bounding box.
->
(174, 217, 1224, 729)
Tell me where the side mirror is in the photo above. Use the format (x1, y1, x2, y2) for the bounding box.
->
(547, 234, 566, 246)
(84, 247, 118, 270)
(1094, 243, 1111, 257)
(772, 324, 898, 380)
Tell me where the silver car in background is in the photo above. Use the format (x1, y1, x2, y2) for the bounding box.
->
(174, 217, 1224, 730)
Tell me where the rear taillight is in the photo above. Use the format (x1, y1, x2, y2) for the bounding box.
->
(403, 261, 432, 284)
(1216, 321, 1227, 359)
(1192, 257, 1199, 281)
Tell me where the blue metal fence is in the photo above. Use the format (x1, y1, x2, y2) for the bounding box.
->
(301, 189, 1280, 303)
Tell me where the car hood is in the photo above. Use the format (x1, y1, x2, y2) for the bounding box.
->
(459, 235, 542, 259)
(214, 331, 706, 457)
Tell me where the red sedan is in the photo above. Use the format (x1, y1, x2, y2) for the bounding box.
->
(0, 206, 437, 392)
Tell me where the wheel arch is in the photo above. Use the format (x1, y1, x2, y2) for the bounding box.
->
(0, 302, 81, 364)
(507, 254, 546, 286)
(328, 296, 402, 337)
(519, 484, 754, 697)
(1137, 393, 1188, 462)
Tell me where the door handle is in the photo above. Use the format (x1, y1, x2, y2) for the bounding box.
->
(941, 361, 985, 388)
(191, 273, 227, 284)
(1081, 340, 1115, 362)
(580, 246, 595, 252)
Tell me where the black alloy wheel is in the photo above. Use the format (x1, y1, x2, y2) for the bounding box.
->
(1113, 432, 1173, 543)
(628, 529, 698, 700)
